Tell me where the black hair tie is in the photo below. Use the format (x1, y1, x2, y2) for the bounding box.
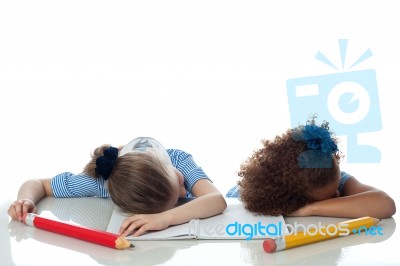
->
(95, 146, 119, 180)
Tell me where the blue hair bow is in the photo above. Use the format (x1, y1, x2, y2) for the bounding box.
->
(292, 116, 339, 168)
(95, 146, 119, 180)
(301, 123, 338, 153)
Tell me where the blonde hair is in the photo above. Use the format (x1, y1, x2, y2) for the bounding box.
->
(83, 144, 175, 214)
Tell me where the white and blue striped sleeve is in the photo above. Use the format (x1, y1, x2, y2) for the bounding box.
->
(50, 172, 110, 198)
(167, 149, 211, 196)
(338, 171, 353, 196)
(226, 184, 240, 198)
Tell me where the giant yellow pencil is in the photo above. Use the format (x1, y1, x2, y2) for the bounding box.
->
(263, 216, 380, 252)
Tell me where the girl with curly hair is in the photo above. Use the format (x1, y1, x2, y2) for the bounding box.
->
(8, 137, 227, 237)
(227, 118, 396, 219)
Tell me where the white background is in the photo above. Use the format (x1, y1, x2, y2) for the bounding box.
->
(1, 0, 399, 202)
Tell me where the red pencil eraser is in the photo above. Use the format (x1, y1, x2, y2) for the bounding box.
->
(263, 239, 277, 253)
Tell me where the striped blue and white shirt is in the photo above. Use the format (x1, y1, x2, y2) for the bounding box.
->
(51, 149, 210, 199)
(226, 171, 353, 198)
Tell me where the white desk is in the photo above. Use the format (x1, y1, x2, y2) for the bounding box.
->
(2, 197, 399, 266)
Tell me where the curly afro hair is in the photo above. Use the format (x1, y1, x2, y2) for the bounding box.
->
(238, 128, 342, 216)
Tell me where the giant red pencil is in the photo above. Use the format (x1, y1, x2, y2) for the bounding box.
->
(23, 213, 134, 250)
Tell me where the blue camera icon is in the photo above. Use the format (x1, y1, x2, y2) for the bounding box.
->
(286, 69, 382, 163)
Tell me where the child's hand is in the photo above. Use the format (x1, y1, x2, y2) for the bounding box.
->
(119, 212, 172, 237)
(7, 199, 37, 222)
(287, 204, 312, 217)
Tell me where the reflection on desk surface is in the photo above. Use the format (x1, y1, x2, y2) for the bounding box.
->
(3, 197, 399, 266)
(35, 197, 115, 231)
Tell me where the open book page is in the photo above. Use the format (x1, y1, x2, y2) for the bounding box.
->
(107, 208, 197, 240)
(197, 198, 288, 240)
(106, 198, 288, 240)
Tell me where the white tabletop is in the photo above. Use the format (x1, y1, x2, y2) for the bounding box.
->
(2, 196, 399, 266)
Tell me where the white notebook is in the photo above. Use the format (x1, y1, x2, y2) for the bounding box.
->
(106, 198, 288, 240)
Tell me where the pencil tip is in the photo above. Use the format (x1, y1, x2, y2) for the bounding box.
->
(130, 243, 135, 248)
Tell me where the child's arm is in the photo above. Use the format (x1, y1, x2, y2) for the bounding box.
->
(289, 177, 396, 218)
(119, 179, 227, 237)
(8, 179, 53, 222)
